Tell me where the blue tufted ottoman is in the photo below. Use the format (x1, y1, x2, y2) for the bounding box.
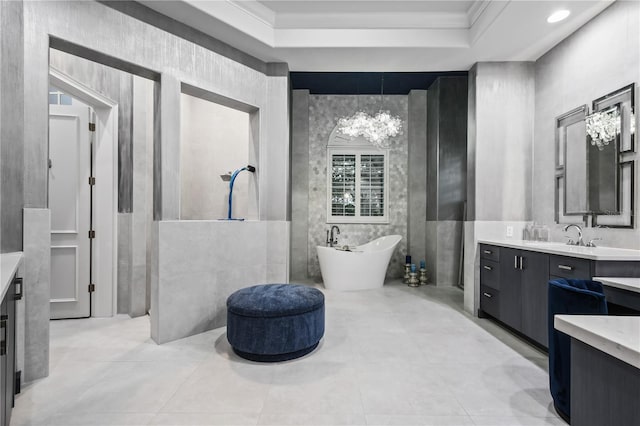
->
(226, 284, 325, 362)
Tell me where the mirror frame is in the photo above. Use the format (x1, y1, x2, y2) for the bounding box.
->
(555, 104, 589, 223)
(585, 103, 620, 215)
(591, 83, 636, 228)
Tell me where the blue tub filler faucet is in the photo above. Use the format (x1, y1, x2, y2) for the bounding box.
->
(220, 165, 255, 220)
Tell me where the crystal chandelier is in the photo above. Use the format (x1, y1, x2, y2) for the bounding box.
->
(337, 110, 403, 148)
(586, 108, 621, 150)
(337, 75, 404, 149)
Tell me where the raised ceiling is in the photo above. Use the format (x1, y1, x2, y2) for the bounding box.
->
(140, 0, 615, 71)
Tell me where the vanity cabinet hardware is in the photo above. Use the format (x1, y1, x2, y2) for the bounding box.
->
(513, 256, 525, 270)
(483, 265, 493, 271)
(14, 277, 23, 301)
(483, 250, 492, 255)
(483, 292, 492, 298)
(558, 265, 574, 271)
(0, 315, 6, 356)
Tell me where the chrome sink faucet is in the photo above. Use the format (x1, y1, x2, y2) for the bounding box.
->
(329, 225, 340, 248)
(563, 224, 584, 246)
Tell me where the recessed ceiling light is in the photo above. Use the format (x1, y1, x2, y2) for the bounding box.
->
(547, 10, 571, 23)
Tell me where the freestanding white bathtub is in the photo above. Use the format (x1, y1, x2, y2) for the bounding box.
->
(317, 235, 402, 291)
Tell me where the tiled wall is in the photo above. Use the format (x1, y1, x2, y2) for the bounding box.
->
(306, 95, 408, 279)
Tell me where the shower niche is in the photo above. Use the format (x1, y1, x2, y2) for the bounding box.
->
(179, 85, 259, 221)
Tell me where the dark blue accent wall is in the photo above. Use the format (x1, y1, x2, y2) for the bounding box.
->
(290, 72, 468, 95)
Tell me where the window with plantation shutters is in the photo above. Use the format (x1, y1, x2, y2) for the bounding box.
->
(330, 154, 356, 217)
(327, 147, 389, 223)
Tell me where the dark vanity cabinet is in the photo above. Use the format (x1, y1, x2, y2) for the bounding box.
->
(499, 248, 549, 346)
(480, 244, 553, 348)
(483, 246, 549, 347)
(479, 246, 500, 319)
(1, 276, 18, 426)
(479, 243, 640, 349)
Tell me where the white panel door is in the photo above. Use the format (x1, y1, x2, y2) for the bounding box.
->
(49, 104, 92, 319)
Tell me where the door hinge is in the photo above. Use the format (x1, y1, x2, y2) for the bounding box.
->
(89, 176, 96, 185)
(88, 283, 96, 293)
(89, 230, 96, 239)
(89, 122, 96, 132)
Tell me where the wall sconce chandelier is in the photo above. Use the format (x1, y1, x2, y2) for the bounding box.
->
(586, 106, 635, 150)
(337, 74, 403, 149)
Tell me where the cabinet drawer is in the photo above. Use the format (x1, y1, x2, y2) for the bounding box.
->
(549, 255, 592, 279)
(480, 285, 500, 318)
(480, 244, 500, 262)
(480, 259, 500, 290)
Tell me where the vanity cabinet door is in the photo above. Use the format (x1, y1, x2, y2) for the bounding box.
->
(521, 251, 550, 348)
(499, 248, 522, 331)
(0, 278, 16, 426)
(480, 285, 500, 318)
(0, 294, 5, 426)
(480, 259, 500, 290)
(480, 244, 500, 262)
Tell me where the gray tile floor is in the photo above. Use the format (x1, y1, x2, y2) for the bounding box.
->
(12, 281, 565, 426)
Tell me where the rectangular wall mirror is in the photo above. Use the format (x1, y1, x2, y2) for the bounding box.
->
(556, 105, 589, 219)
(586, 104, 619, 214)
(555, 83, 636, 228)
(591, 83, 636, 228)
(564, 111, 589, 214)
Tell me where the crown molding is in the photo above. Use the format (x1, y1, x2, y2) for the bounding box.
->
(228, 0, 276, 26)
(274, 12, 469, 29)
(185, 0, 275, 45)
(274, 28, 469, 48)
(469, 0, 510, 44)
(467, 0, 492, 27)
(137, 0, 621, 71)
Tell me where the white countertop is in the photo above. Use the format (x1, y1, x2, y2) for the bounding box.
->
(479, 239, 640, 261)
(555, 315, 640, 369)
(1, 252, 23, 300)
(594, 277, 640, 294)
